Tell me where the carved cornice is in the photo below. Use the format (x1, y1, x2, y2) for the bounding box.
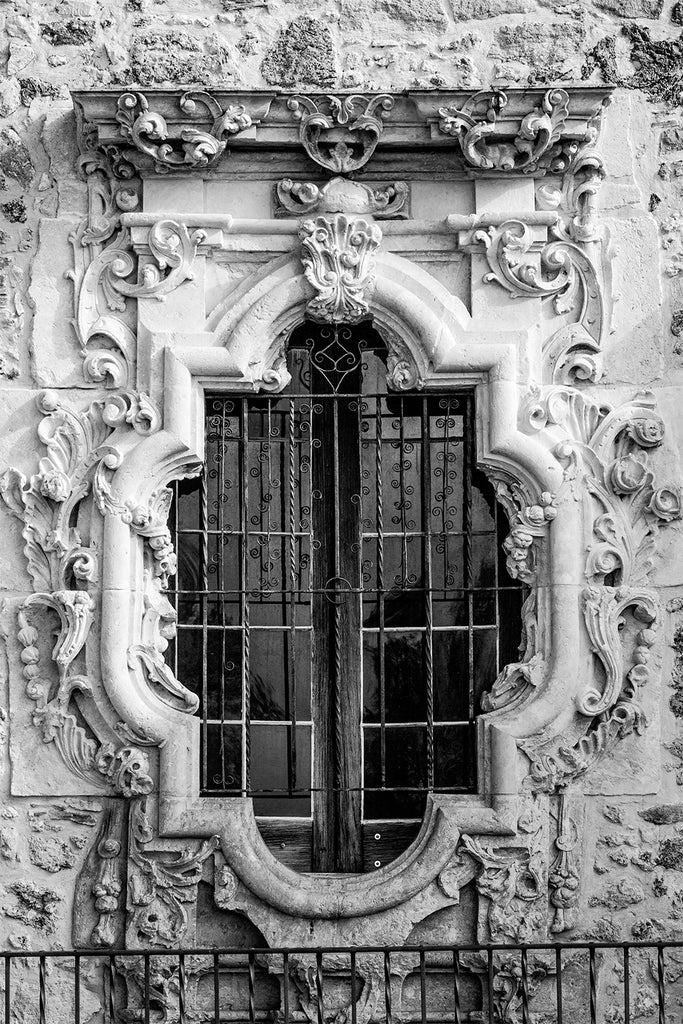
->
(72, 87, 613, 180)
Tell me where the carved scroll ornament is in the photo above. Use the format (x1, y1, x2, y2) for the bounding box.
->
(275, 175, 409, 219)
(519, 388, 680, 790)
(299, 213, 382, 323)
(474, 219, 604, 384)
(287, 94, 393, 173)
(116, 91, 253, 173)
(1, 390, 194, 795)
(438, 89, 574, 175)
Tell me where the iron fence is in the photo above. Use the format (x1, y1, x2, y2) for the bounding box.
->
(2, 942, 683, 1024)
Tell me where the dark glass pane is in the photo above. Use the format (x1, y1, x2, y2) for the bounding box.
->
(206, 627, 242, 720)
(385, 631, 426, 722)
(250, 628, 311, 721)
(434, 724, 472, 789)
(363, 633, 379, 721)
(175, 474, 202, 532)
(363, 727, 427, 820)
(205, 722, 241, 791)
(473, 628, 498, 712)
(473, 589, 496, 626)
(251, 725, 311, 816)
(433, 630, 470, 721)
(174, 626, 203, 698)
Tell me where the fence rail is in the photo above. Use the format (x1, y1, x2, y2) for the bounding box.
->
(2, 941, 682, 1024)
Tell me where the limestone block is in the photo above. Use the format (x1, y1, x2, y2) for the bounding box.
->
(29, 217, 87, 388)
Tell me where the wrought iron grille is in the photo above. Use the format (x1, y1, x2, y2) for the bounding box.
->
(2, 942, 681, 1024)
(169, 324, 524, 838)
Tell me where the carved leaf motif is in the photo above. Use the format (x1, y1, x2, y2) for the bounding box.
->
(299, 214, 382, 324)
(129, 800, 220, 947)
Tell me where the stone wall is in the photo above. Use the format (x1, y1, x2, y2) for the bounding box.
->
(2, 0, 683, 968)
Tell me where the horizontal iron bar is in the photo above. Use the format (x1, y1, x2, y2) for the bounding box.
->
(2, 941, 681, 958)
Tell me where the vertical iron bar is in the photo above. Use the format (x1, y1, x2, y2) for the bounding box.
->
(218, 401, 228, 788)
(107, 955, 115, 1024)
(452, 949, 461, 1024)
(332, 399, 343, 797)
(144, 953, 150, 1024)
(350, 950, 357, 1024)
(287, 397, 298, 794)
(213, 952, 220, 1024)
(487, 949, 494, 1024)
(3, 957, 9, 1024)
(419, 950, 427, 1024)
(201, 418, 209, 791)
(248, 951, 256, 1024)
(422, 397, 434, 790)
(657, 945, 665, 1024)
(75, 953, 81, 1024)
(39, 955, 46, 1024)
(521, 948, 529, 1024)
(589, 946, 596, 1024)
(283, 952, 290, 1024)
(384, 950, 392, 1024)
(623, 946, 630, 1024)
(376, 396, 386, 789)
(242, 398, 251, 794)
(178, 953, 186, 1024)
(315, 952, 324, 1024)
(464, 396, 475, 788)
(555, 946, 562, 1024)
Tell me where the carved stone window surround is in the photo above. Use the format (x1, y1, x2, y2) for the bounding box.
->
(4, 85, 679, 948)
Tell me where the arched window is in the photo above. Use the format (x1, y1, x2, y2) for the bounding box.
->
(170, 322, 524, 872)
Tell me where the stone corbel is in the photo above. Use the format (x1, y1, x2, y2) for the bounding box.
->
(116, 91, 255, 173)
(287, 94, 394, 174)
(438, 89, 575, 176)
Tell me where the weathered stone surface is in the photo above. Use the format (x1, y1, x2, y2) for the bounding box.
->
(0, 825, 20, 860)
(657, 838, 683, 870)
(588, 878, 646, 909)
(450, 0, 531, 17)
(673, 1, 683, 25)
(0, 79, 22, 118)
(41, 17, 96, 44)
(640, 804, 683, 824)
(595, 0, 663, 16)
(5, 882, 62, 933)
(624, 24, 683, 104)
(7, 40, 36, 77)
(582, 36, 618, 83)
(493, 20, 586, 72)
(0, 130, 34, 190)
(261, 16, 336, 86)
(342, 0, 448, 30)
(0, 199, 27, 224)
(28, 835, 77, 872)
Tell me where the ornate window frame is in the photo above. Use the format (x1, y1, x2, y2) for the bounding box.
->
(2, 87, 679, 948)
